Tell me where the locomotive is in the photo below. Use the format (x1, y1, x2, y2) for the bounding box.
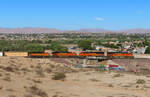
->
(52, 52, 77, 57)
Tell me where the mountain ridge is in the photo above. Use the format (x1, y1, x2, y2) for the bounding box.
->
(0, 27, 150, 34)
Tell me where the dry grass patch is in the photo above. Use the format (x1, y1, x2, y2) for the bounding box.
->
(0, 73, 2, 77)
(143, 85, 150, 88)
(21, 67, 31, 72)
(44, 67, 52, 73)
(90, 78, 100, 82)
(23, 94, 34, 97)
(3, 66, 14, 72)
(6, 88, 15, 92)
(35, 65, 45, 77)
(3, 76, 11, 81)
(0, 86, 3, 90)
(112, 73, 123, 78)
(108, 84, 114, 87)
(72, 79, 80, 81)
(136, 79, 146, 84)
(27, 85, 48, 97)
(32, 79, 42, 84)
(8, 95, 17, 97)
(94, 68, 106, 73)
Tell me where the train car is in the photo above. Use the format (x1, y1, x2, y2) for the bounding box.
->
(52, 52, 77, 57)
(133, 54, 150, 58)
(29, 52, 51, 58)
(79, 52, 104, 57)
(4, 52, 28, 57)
(107, 52, 133, 58)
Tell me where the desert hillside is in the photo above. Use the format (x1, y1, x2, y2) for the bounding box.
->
(0, 57, 150, 97)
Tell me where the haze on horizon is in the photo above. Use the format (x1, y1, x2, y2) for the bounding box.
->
(0, 0, 150, 30)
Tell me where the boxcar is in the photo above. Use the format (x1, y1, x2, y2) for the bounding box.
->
(4, 52, 28, 57)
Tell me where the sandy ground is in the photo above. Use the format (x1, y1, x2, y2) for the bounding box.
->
(0, 57, 150, 97)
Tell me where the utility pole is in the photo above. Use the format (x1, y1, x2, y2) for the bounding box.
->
(83, 58, 87, 68)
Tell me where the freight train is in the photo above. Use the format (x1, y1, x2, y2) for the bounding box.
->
(0, 51, 134, 59)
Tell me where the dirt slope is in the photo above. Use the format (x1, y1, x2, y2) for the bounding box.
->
(0, 57, 150, 97)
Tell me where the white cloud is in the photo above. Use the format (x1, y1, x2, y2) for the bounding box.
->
(95, 17, 104, 21)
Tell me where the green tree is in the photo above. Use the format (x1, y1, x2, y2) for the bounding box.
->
(45, 40, 52, 44)
(50, 43, 68, 52)
(143, 40, 150, 46)
(103, 44, 119, 49)
(25, 44, 45, 52)
(145, 46, 150, 54)
(31, 40, 43, 44)
(78, 40, 92, 51)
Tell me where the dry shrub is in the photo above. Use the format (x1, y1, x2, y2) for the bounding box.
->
(21, 68, 31, 72)
(44, 68, 52, 73)
(108, 84, 114, 87)
(136, 79, 146, 84)
(8, 95, 16, 97)
(51, 64, 75, 73)
(85, 72, 91, 75)
(0, 73, 2, 77)
(113, 73, 122, 78)
(0, 86, 3, 90)
(3, 67, 14, 72)
(53, 95, 58, 97)
(35, 69, 45, 77)
(95, 68, 106, 73)
(24, 94, 33, 97)
(3, 66, 19, 74)
(140, 68, 150, 75)
(30, 65, 34, 68)
(3, 76, 11, 81)
(32, 79, 42, 84)
(6, 88, 14, 91)
(52, 72, 66, 80)
(28, 85, 48, 97)
(123, 84, 132, 88)
(90, 78, 100, 82)
(35, 65, 45, 77)
(50, 64, 55, 68)
(0, 66, 3, 69)
(5, 73, 10, 76)
(73, 79, 80, 81)
(136, 85, 139, 88)
(143, 85, 150, 88)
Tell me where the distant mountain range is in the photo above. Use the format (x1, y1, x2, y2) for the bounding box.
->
(120, 29, 150, 33)
(0, 27, 150, 34)
(0, 28, 62, 34)
(77, 28, 150, 33)
(77, 28, 111, 33)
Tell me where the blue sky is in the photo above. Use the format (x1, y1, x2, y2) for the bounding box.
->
(0, 0, 150, 30)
